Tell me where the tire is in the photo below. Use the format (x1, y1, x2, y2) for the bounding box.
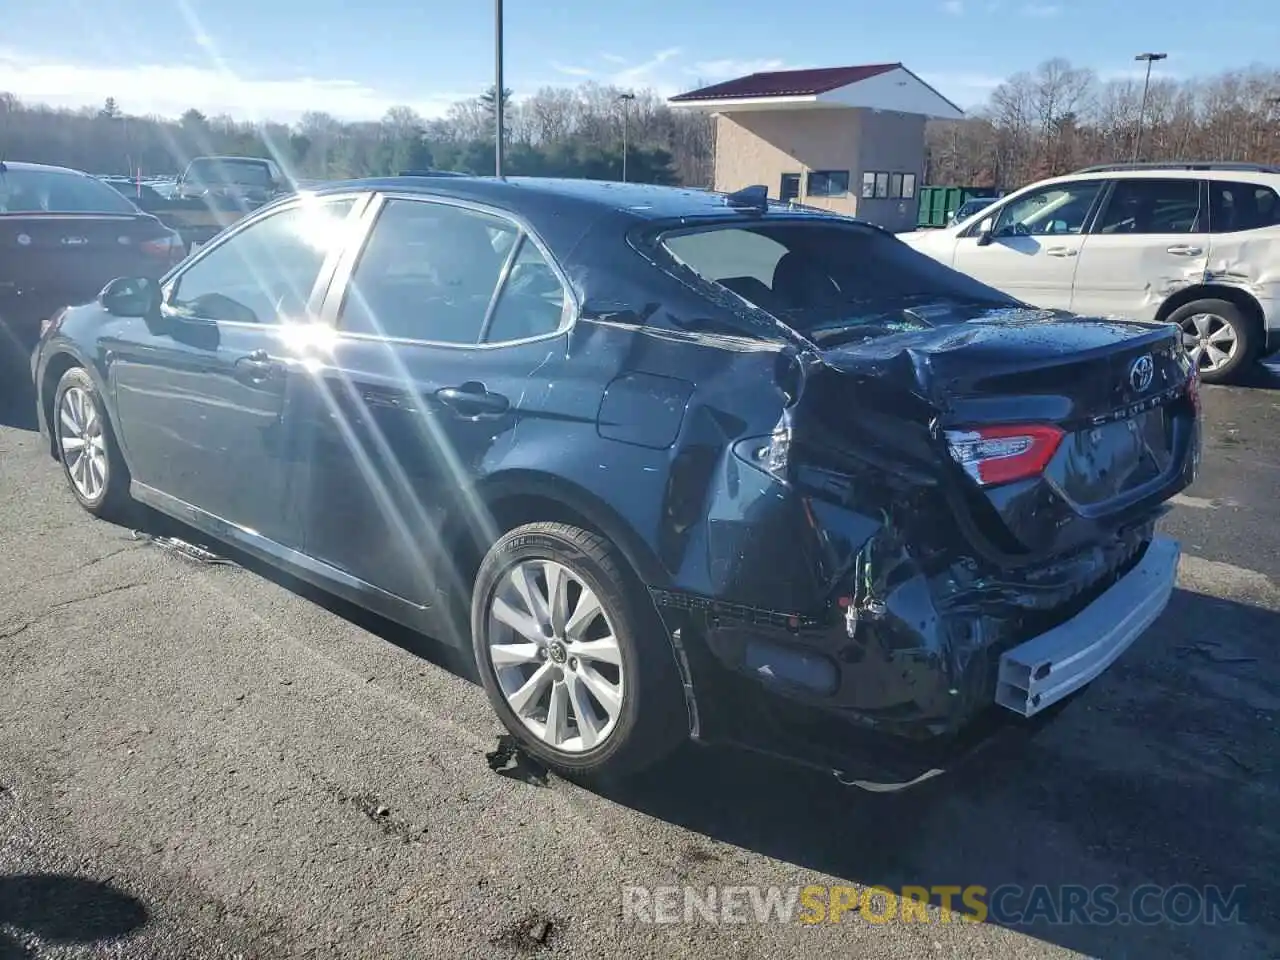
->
(1168, 298, 1258, 385)
(52, 367, 132, 519)
(471, 522, 688, 779)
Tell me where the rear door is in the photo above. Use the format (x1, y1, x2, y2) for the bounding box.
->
(1070, 177, 1208, 321)
(950, 179, 1105, 309)
(289, 194, 573, 609)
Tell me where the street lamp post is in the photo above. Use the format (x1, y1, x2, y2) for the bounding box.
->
(618, 92, 636, 182)
(494, 0, 504, 177)
(1132, 52, 1167, 162)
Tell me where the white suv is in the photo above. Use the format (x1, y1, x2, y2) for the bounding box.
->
(899, 163, 1280, 383)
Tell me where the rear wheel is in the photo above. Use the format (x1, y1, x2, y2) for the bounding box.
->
(1169, 299, 1257, 384)
(471, 522, 687, 779)
(53, 367, 132, 519)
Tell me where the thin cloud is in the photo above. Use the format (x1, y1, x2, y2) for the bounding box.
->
(943, 0, 964, 13)
(1021, 2, 1062, 15)
(551, 62, 594, 78)
(0, 51, 468, 121)
(599, 53, 627, 65)
(612, 47, 682, 88)
(917, 71, 1006, 108)
(686, 58, 795, 80)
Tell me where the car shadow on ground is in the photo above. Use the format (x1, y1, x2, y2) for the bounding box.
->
(599, 587, 1280, 959)
(122, 495, 1280, 958)
(0, 369, 38, 432)
(0, 874, 148, 958)
(1229, 358, 1280, 392)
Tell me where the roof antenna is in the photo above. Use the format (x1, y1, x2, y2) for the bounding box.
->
(725, 184, 769, 215)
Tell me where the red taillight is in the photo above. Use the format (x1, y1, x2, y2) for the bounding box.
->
(945, 424, 1064, 487)
(140, 231, 186, 261)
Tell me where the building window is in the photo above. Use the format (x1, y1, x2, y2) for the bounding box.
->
(861, 171, 919, 200)
(806, 170, 849, 197)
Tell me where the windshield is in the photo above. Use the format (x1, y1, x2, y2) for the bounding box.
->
(0, 167, 141, 214)
(185, 158, 273, 186)
(956, 199, 997, 220)
(659, 221, 1019, 344)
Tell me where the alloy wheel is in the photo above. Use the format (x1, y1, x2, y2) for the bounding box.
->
(58, 386, 109, 502)
(486, 559, 625, 753)
(1181, 313, 1238, 374)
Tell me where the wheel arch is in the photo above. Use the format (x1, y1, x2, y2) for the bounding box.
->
(39, 350, 87, 460)
(439, 469, 670, 599)
(1155, 283, 1265, 343)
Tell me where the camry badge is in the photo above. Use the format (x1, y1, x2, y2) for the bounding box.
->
(1128, 354, 1155, 393)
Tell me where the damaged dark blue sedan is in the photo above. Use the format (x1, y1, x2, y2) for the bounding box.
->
(31, 177, 1201, 789)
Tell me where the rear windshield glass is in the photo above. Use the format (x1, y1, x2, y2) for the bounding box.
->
(186, 158, 272, 186)
(659, 221, 1017, 344)
(0, 168, 140, 215)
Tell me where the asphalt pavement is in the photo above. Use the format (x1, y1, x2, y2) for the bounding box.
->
(1, 363, 1277, 959)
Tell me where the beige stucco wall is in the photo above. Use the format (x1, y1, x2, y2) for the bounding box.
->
(711, 107, 925, 231)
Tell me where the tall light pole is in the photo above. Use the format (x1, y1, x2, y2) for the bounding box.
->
(494, 0, 504, 177)
(618, 92, 635, 181)
(1132, 52, 1167, 162)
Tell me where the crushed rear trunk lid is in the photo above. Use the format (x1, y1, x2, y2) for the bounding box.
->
(805, 307, 1200, 561)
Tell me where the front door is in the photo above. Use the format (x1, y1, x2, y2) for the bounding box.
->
(290, 195, 572, 609)
(951, 179, 1105, 310)
(1070, 177, 1208, 321)
(108, 196, 361, 548)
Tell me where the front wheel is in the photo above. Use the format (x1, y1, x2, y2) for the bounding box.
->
(52, 367, 132, 519)
(471, 522, 687, 779)
(1169, 299, 1257, 384)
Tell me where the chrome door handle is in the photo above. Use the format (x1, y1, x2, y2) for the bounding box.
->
(1167, 244, 1203, 256)
(1045, 247, 1078, 257)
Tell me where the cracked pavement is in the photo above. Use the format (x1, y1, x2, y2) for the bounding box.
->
(1, 364, 1278, 959)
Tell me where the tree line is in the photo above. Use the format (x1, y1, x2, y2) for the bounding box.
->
(0, 84, 714, 187)
(926, 59, 1280, 189)
(1, 58, 1277, 193)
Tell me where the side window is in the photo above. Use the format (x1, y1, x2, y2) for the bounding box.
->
(992, 181, 1103, 237)
(1095, 179, 1202, 235)
(1209, 181, 1280, 233)
(483, 237, 568, 343)
(169, 198, 355, 324)
(663, 227, 788, 309)
(338, 199, 517, 343)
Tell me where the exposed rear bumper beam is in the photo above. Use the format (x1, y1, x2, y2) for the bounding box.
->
(996, 535, 1180, 717)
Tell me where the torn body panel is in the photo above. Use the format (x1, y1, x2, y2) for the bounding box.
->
(636, 305, 1196, 780)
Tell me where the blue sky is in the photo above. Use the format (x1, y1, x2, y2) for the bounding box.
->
(1, 0, 1276, 122)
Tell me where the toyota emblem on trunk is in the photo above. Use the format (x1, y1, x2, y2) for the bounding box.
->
(1129, 354, 1155, 392)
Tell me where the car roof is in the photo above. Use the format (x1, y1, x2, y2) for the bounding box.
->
(311, 175, 854, 227)
(1027, 166, 1280, 190)
(0, 160, 91, 176)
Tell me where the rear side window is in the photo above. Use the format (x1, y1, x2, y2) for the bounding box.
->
(339, 198, 566, 344)
(1094, 179, 1202, 234)
(1209, 181, 1280, 233)
(659, 220, 1016, 343)
(0, 168, 139, 215)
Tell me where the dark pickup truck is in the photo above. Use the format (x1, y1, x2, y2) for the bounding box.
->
(108, 156, 293, 248)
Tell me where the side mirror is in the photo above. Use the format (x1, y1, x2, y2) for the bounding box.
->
(99, 276, 161, 318)
(975, 217, 996, 246)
